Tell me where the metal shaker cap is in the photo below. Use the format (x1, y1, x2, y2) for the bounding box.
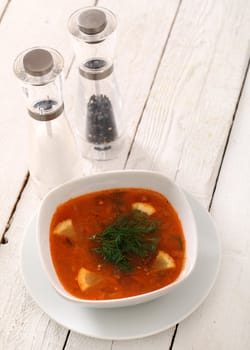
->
(23, 48, 54, 76)
(14, 46, 64, 86)
(78, 9, 107, 34)
(68, 7, 117, 44)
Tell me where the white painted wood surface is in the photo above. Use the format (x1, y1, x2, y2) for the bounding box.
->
(1, 0, 250, 349)
(127, 0, 250, 207)
(173, 57, 250, 350)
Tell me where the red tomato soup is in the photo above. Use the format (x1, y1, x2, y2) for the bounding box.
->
(50, 188, 186, 300)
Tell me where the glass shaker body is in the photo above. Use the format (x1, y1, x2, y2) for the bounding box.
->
(14, 47, 81, 197)
(26, 108, 80, 195)
(74, 59, 124, 160)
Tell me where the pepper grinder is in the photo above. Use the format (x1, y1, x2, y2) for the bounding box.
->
(68, 7, 124, 160)
(14, 47, 81, 197)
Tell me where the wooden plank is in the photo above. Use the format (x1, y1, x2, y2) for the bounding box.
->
(64, 333, 112, 350)
(173, 60, 250, 350)
(0, 184, 69, 349)
(111, 332, 176, 350)
(126, 0, 250, 207)
(0, 0, 94, 239)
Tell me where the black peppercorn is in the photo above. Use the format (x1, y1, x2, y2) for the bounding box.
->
(86, 94, 118, 150)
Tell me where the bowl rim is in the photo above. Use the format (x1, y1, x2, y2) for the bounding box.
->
(37, 169, 198, 307)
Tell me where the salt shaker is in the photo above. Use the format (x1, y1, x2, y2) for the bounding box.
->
(68, 7, 124, 160)
(13, 47, 81, 197)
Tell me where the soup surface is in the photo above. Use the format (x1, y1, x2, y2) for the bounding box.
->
(50, 188, 186, 300)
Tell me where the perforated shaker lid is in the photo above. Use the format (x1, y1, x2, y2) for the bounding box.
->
(23, 48, 54, 76)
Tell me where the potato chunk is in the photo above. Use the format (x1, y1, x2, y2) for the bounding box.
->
(153, 250, 175, 271)
(76, 267, 101, 292)
(132, 202, 156, 215)
(53, 219, 76, 239)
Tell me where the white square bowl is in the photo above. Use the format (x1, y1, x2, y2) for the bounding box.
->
(37, 170, 198, 308)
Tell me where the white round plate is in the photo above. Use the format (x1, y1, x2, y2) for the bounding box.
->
(21, 193, 221, 340)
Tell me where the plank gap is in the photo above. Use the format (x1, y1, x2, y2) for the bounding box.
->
(62, 330, 71, 350)
(0, 0, 11, 24)
(208, 54, 250, 211)
(0, 172, 30, 245)
(169, 324, 179, 350)
(124, 0, 183, 168)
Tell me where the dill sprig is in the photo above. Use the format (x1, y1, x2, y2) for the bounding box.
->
(89, 210, 160, 272)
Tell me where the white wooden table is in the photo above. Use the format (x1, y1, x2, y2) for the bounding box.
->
(1, 0, 250, 349)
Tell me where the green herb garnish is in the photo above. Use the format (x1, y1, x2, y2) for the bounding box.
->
(89, 210, 160, 272)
